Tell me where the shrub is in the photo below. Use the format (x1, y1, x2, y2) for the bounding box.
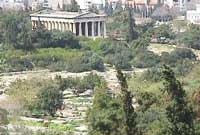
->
(132, 50, 160, 68)
(174, 60, 194, 77)
(170, 48, 196, 60)
(102, 42, 133, 69)
(66, 51, 104, 72)
(50, 30, 81, 49)
(160, 48, 196, 67)
(60, 73, 106, 94)
(32, 85, 63, 116)
(140, 66, 162, 82)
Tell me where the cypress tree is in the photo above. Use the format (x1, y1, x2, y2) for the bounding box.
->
(161, 65, 195, 135)
(127, 8, 137, 42)
(117, 69, 137, 135)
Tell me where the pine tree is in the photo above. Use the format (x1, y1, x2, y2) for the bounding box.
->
(161, 65, 195, 135)
(117, 69, 137, 135)
(127, 8, 137, 42)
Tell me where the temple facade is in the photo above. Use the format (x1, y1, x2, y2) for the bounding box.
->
(30, 10, 107, 38)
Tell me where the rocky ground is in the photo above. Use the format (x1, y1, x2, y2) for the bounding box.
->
(0, 66, 139, 134)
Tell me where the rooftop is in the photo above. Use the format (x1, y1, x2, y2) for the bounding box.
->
(30, 10, 106, 19)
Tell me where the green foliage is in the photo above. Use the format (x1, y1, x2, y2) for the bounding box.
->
(132, 50, 160, 68)
(140, 66, 162, 82)
(49, 30, 80, 49)
(179, 24, 200, 49)
(161, 65, 195, 135)
(0, 11, 33, 50)
(170, 48, 196, 60)
(87, 88, 124, 135)
(101, 41, 133, 69)
(60, 73, 106, 94)
(136, 108, 168, 135)
(64, 0, 80, 12)
(31, 28, 80, 49)
(104, 2, 113, 16)
(117, 69, 138, 135)
(31, 25, 51, 48)
(0, 48, 105, 72)
(127, 8, 138, 42)
(131, 37, 150, 50)
(33, 85, 63, 116)
(153, 24, 175, 43)
(87, 70, 138, 135)
(66, 51, 104, 72)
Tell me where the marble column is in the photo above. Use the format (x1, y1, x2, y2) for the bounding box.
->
(69, 23, 72, 32)
(103, 21, 106, 37)
(32, 21, 34, 29)
(46, 21, 48, 30)
(85, 22, 88, 37)
(72, 23, 76, 35)
(79, 22, 82, 36)
(59, 22, 62, 31)
(67, 23, 69, 31)
(92, 22, 95, 37)
(55, 22, 57, 30)
(52, 22, 55, 30)
(98, 21, 101, 37)
(66, 22, 69, 31)
(63, 22, 66, 31)
(49, 22, 52, 30)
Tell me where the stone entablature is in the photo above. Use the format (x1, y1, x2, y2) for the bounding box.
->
(30, 10, 107, 38)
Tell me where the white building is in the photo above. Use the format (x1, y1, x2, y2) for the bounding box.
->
(30, 10, 107, 38)
(187, 4, 200, 24)
(0, 0, 26, 10)
(81, 0, 105, 10)
(164, 0, 196, 11)
(31, 0, 105, 11)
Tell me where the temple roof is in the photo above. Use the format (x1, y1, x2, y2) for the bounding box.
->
(30, 10, 106, 19)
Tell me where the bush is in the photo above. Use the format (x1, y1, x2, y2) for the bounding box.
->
(102, 42, 133, 69)
(179, 24, 200, 49)
(60, 73, 106, 94)
(66, 51, 104, 72)
(32, 85, 63, 116)
(132, 50, 160, 68)
(140, 66, 162, 82)
(174, 60, 194, 77)
(49, 30, 81, 49)
(160, 48, 196, 67)
(153, 24, 175, 43)
(170, 48, 196, 60)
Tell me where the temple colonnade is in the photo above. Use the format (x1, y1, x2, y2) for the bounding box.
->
(31, 20, 106, 38)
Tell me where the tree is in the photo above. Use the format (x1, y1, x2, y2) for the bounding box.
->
(127, 8, 138, 42)
(107, 3, 113, 16)
(87, 70, 138, 135)
(34, 85, 63, 116)
(116, 69, 138, 135)
(87, 88, 124, 135)
(179, 24, 200, 49)
(153, 24, 175, 43)
(161, 65, 195, 135)
(64, 0, 80, 12)
(0, 11, 33, 51)
(31, 25, 51, 48)
(88, 5, 99, 14)
(113, 0, 123, 14)
(50, 30, 80, 48)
